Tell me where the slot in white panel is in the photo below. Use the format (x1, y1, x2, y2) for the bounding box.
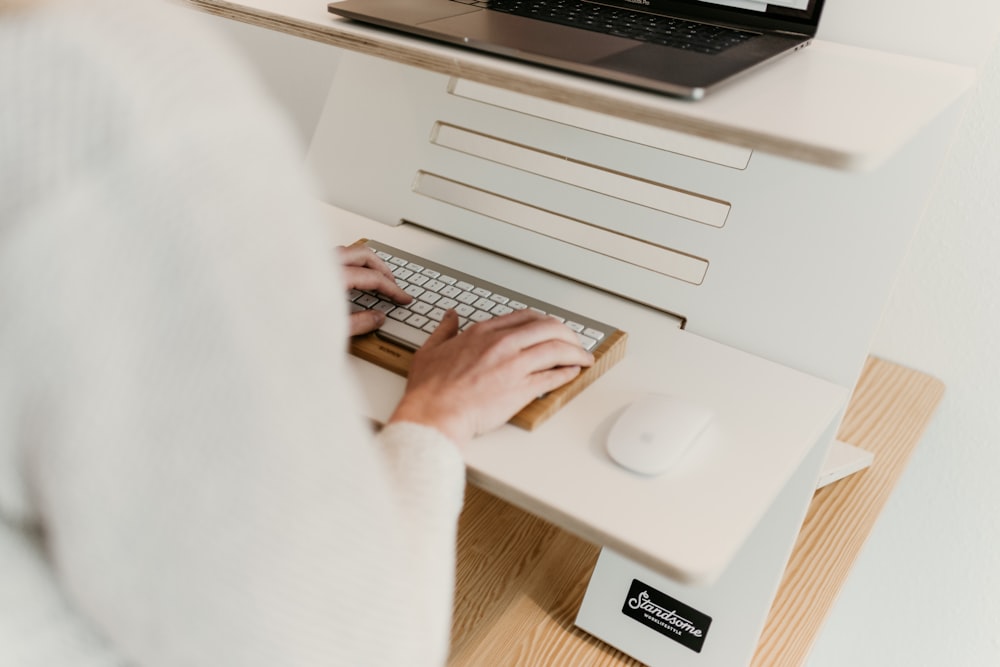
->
(432, 123, 731, 227)
(449, 79, 753, 169)
(413, 172, 709, 285)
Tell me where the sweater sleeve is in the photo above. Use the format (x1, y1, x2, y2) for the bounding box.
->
(0, 2, 466, 665)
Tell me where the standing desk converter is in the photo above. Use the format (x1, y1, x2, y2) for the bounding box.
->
(189, 0, 982, 663)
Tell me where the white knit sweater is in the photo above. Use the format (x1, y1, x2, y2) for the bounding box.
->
(0, 1, 466, 665)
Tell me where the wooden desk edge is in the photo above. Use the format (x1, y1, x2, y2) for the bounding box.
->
(750, 356, 944, 666)
(447, 356, 945, 666)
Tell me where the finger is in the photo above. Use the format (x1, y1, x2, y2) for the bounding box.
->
(512, 339, 595, 376)
(488, 313, 587, 352)
(338, 245, 396, 280)
(421, 309, 460, 351)
(350, 309, 387, 337)
(482, 364, 585, 421)
(526, 364, 585, 396)
(344, 266, 412, 304)
(472, 308, 547, 333)
(478, 311, 588, 351)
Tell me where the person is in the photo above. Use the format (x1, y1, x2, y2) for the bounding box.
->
(0, 0, 593, 665)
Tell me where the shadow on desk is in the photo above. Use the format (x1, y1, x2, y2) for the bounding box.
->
(449, 357, 944, 667)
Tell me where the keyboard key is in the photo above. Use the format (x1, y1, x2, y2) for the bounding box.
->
(418, 291, 441, 305)
(388, 307, 411, 321)
(478, 0, 758, 54)
(406, 314, 429, 329)
(576, 333, 598, 351)
(410, 301, 433, 315)
(378, 317, 431, 349)
(471, 310, 494, 323)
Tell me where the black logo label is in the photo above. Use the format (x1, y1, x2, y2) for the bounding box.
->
(621, 579, 712, 653)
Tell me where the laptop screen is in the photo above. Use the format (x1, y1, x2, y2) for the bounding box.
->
(663, 0, 825, 31)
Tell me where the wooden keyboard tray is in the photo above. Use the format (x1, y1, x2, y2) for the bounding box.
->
(345, 238, 628, 429)
(349, 328, 627, 430)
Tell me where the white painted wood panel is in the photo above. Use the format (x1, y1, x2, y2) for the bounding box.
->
(413, 172, 711, 285)
(449, 79, 752, 169)
(431, 123, 731, 227)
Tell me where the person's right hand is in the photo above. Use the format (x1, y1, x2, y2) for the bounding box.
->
(387, 309, 595, 446)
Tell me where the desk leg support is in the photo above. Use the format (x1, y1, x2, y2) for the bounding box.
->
(576, 417, 839, 667)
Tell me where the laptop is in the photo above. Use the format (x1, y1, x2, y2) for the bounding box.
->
(327, 0, 826, 99)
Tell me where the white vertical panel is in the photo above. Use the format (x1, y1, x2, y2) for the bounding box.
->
(432, 123, 731, 227)
(413, 172, 710, 285)
(449, 79, 753, 169)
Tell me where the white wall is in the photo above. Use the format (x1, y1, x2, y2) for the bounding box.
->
(809, 43, 1000, 667)
(208, 13, 1000, 667)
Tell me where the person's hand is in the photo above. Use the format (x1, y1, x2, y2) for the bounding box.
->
(337, 245, 412, 336)
(388, 309, 595, 446)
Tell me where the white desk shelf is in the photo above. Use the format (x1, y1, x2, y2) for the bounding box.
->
(191, 0, 975, 170)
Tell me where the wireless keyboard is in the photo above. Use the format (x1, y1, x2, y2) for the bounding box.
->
(347, 239, 628, 429)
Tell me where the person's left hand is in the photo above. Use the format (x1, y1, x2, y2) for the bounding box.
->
(338, 245, 412, 336)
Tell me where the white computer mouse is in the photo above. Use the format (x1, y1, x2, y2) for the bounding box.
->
(606, 394, 714, 476)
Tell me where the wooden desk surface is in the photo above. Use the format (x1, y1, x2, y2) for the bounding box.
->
(449, 357, 944, 666)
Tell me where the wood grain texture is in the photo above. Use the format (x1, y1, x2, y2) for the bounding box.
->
(750, 357, 945, 667)
(450, 486, 641, 667)
(448, 357, 944, 666)
(349, 328, 627, 430)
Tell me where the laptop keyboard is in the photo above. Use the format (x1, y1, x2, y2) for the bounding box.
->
(349, 240, 619, 353)
(455, 0, 759, 54)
